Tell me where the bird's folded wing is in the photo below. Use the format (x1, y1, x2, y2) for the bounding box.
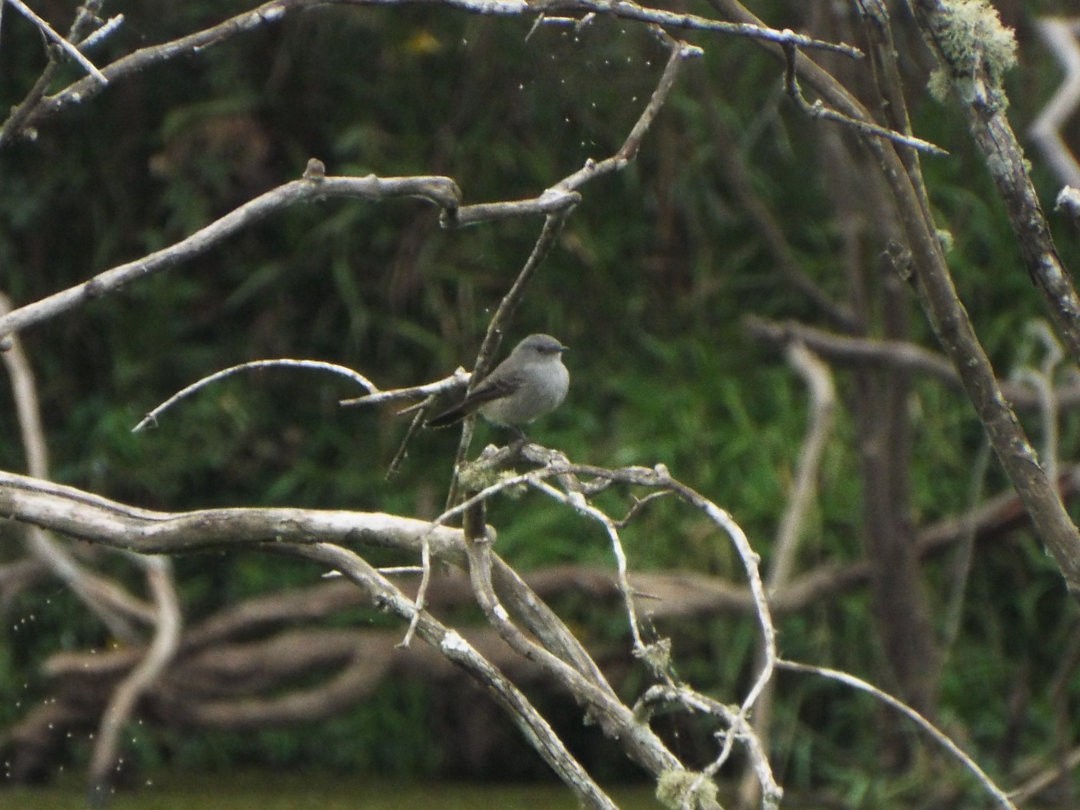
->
(425, 373, 522, 427)
(459, 373, 522, 407)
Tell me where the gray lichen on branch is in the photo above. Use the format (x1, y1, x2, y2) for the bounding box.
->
(920, 0, 1018, 112)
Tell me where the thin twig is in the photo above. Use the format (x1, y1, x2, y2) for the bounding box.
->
(660, 470, 776, 714)
(78, 14, 125, 51)
(339, 369, 469, 408)
(938, 439, 989, 668)
(1012, 320, 1065, 481)
(1009, 741, 1080, 804)
(443, 210, 571, 511)
(448, 33, 697, 227)
(531, 479, 647, 651)
(781, 39, 947, 156)
(553, 35, 702, 197)
(399, 529, 432, 648)
(7, 0, 108, 84)
(385, 404, 432, 479)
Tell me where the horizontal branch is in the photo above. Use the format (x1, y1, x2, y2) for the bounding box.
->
(339, 369, 468, 408)
(745, 316, 1080, 412)
(6, 0, 861, 143)
(0, 470, 464, 556)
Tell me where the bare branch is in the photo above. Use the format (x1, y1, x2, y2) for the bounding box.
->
(1011, 321, 1066, 481)
(0, 291, 151, 641)
(1010, 742, 1080, 805)
(768, 343, 836, 589)
(0, 470, 466, 555)
(440, 29, 700, 228)
(87, 557, 181, 802)
(1030, 18, 1080, 188)
(530, 479, 648, 652)
(739, 342, 836, 806)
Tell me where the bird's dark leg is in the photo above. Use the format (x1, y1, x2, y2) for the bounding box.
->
(507, 426, 529, 457)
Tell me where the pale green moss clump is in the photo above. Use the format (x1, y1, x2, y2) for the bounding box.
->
(456, 460, 523, 496)
(926, 0, 1017, 111)
(656, 770, 719, 810)
(936, 228, 954, 255)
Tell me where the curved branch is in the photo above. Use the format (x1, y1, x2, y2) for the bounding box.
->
(779, 659, 1017, 809)
(1030, 18, 1080, 188)
(134, 359, 377, 432)
(0, 292, 153, 640)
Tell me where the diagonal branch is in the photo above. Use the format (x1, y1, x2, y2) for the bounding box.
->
(6, 0, 108, 84)
(269, 542, 620, 810)
(0, 172, 461, 341)
(907, 1, 1080, 369)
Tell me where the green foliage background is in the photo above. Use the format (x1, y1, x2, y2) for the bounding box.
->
(2, 0, 1080, 804)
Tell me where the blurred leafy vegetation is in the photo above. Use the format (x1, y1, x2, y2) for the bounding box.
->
(2, 0, 1080, 804)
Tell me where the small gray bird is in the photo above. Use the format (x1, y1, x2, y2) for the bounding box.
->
(427, 334, 569, 431)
